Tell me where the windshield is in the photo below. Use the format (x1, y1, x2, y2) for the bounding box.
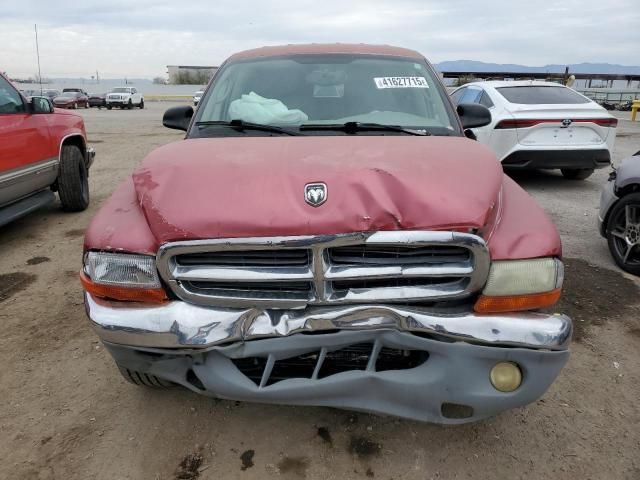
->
(61, 92, 77, 97)
(194, 54, 458, 136)
(112, 88, 130, 93)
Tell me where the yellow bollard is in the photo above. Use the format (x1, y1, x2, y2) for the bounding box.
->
(632, 100, 640, 121)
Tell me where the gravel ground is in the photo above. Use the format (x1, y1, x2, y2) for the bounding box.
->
(1, 102, 639, 480)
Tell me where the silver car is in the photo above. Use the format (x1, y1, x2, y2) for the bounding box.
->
(599, 150, 640, 275)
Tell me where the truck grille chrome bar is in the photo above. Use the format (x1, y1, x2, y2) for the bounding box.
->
(156, 231, 490, 308)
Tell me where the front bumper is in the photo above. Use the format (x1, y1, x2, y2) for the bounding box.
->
(598, 178, 618, 236)
(86, 147, 96, 169)
(86, 294, 572, 423)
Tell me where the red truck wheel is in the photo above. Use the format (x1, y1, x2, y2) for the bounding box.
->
(58, 144, 90, 212)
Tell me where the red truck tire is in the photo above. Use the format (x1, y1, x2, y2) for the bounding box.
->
(58, 145, 90, 211)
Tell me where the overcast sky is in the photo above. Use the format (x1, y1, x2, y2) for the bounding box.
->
(2, 0, 639, 79)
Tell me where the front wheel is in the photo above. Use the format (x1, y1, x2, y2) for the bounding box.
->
(57, 144, 90, 212)
(561, 168, 594, 180)
(606, 193, 640, 275)
(106, 105, 112, 110)
(72, 102, 77, 109)
(139, 99, 144, 109)
(85, 101, 89, 108)
(128, 100, 133, 110)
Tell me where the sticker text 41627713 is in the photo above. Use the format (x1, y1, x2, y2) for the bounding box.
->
(374, 77, 429, 89)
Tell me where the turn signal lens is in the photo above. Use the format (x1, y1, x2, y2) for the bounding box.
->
(490, 362, 522, 392)
(80, 272, 167, 303)
(475, 289, 562, 313)
(81, 252, 167, 303)
(474, 258, 563, 313)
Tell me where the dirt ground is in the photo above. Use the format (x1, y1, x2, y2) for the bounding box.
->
(1, 102, 639, 480)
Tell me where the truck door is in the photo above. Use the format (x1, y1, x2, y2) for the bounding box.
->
(0, 75, 57, 207)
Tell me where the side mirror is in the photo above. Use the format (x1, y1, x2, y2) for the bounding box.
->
(457, 103, 491, 129)
(30, 96, 53, 114)
(163, 105, 194, 131)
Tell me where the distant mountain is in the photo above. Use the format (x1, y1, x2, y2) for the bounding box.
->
(435, 60, 640, 75)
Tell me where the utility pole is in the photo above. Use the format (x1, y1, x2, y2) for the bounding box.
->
(34, 24, 43, 94)
(96, 70, 100, 84)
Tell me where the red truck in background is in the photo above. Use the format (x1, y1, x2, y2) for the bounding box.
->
(0, 72, 94, 227)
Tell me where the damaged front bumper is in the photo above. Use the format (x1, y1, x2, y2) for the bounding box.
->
(86, 294, 572, 423)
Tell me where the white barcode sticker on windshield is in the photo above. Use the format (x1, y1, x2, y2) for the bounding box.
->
(374, 77, 429, 89)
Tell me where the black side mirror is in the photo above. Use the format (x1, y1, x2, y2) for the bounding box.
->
(30, 96, 53, 114)
(163, 105, 194, 131)
(457, 103, 491, 129)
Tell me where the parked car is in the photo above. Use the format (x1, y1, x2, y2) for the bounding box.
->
(41, 89, 61, 101)
(53, 91, 89, 109)
(82, 44, 571, 424)
(599, 150, 640, 275)
(88, 93, 107, 108)
(193, 90, 204, 106)
(22, 89, 61, 101)
(0, 72, 95, 227)
(63, 87, 89, 96)
(450, 81, 617, 180)
(105, 87, 144, 109)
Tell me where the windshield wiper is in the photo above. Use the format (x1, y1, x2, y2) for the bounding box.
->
(299, 122, 431, 136)
(195, 119, 303, 136)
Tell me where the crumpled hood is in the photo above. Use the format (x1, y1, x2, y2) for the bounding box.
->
(132, 135, 503, 243)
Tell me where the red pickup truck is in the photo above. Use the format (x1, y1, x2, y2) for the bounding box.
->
(0, 72, 94, 226)
(82, 44, 571, 423)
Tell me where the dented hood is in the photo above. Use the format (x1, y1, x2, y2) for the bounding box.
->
(132, 136, 503, 242)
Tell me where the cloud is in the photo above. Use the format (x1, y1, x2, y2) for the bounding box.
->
(2, 0, 639, 78)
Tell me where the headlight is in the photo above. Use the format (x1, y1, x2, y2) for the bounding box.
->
(474, 258, 563, 313)
(81, 252, 166, 303)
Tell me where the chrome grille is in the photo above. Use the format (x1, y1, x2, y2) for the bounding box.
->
(178, 250, 310, 267)
(157, 231, 490, 308)
(328, 245, 471, 265)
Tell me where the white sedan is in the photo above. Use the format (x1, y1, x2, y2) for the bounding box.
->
(450, 81, 617, 179)
(193, 90, 204, 106)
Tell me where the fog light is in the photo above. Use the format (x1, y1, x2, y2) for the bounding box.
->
(490, 362, 522, 392)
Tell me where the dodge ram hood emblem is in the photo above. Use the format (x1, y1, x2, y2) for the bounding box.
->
(561, 119, 572, 128)
(305, 182, 327, 207)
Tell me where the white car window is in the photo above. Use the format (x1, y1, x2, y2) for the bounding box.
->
(479, 91, 494, 108)
(496, 86, 590, 104)
(450, 87, 466, 105)
(459, 87, 483, 104)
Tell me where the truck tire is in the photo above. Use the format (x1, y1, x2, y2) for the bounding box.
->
(561, 168, 594, 180)
(139, 99, 144, 109)
(128, 99, 133, 110)
(117, 365, 173, 388)
(107, 105, 112, 110)
(58, 144, 90, 212)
